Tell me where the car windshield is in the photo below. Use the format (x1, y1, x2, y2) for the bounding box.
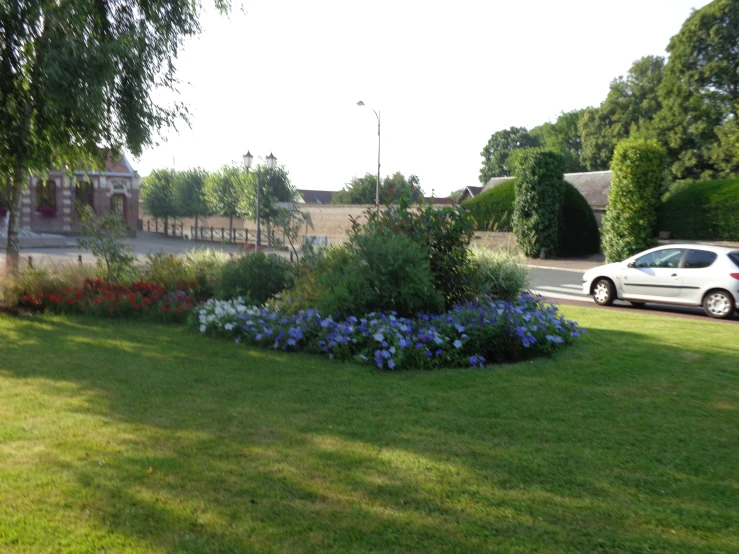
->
(729, 251, 739, 268)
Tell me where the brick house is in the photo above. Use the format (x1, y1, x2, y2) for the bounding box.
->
(15, 154, 140, 234)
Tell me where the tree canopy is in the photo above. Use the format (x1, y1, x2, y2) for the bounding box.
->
(333, 172, 424, 204)
(479, 127, 540, 184)
(141, 169, 177, 232)
(530, 110, 587, 173)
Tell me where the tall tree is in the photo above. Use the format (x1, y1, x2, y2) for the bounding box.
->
(239, 165, 296, 246)
(173, 168, 210, 233)
(332, 172, 424, 204)
(203, 164, 250, 240)
(530, 110, 587, 173)
(655, 0, 739, 180)
(141, 169, 177, 235)
(0, 0, 228, 271)
(479, 127, 540, 184)
(579, 56, 665, 171)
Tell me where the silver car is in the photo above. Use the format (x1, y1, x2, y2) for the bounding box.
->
(582, 245, 739, 319)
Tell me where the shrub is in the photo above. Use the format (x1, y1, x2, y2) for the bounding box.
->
(512, 150, 566, 258)
(470, 248, 529, 299)
(139, 249, 229, 300)
(218, 252, 293, 304)
(602, 139, 669, 262)
(559, 184, 601, 256)
(1, 261, 97, 308)
(657, 178, 739, 240)
(352, 194, 477, 307)
(195, 294, 583, 370)
(314, 234, 444, 318)
(462, 179, 516, 231)
(76, 204, 135, 283)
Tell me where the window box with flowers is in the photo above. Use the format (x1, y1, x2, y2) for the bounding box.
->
(37, 206, 57, 218)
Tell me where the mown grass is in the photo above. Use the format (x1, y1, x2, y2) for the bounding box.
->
(0, 307, 738, 553)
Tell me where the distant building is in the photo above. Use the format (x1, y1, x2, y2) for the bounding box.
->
(425, 196, 456, 205)
(458, 186, 483, 203)
(296, 190, 335, 204)
(15, 154, 140, 234)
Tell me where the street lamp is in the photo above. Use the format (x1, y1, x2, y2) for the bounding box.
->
(242, 151, 276, 251)
(357, 100, 380, 210)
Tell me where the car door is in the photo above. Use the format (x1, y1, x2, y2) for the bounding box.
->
(676, 249, 719, 305)
(621, 248, 686, 300)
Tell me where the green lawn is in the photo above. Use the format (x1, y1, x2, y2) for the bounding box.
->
(1, 308, 738, 553)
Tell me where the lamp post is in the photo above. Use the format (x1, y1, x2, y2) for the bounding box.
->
(242, 151, 277, 251)
(357, 100, 380, 210)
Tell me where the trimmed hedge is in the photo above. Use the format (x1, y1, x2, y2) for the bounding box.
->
(657, 178, 739, 241)
(462, 179, 516, 231)
(464, 180, 600, 256)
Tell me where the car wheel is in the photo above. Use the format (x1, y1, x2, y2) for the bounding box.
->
(630, 302, 646, 308)
(703, 290, 736, 319)
(592, 278, 615, 306)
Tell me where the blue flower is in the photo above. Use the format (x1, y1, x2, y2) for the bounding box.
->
(373, 332, 384, 342)
(388, 359, 396, 369)
(453, 339, 462, 349)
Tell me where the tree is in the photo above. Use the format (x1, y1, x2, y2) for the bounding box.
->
(579, 56, 665, 171)
(250, 165, 296, 246)
(601, 139, 669, 262)
(655, 0, 739, 180)
(530, 110, 587, 173)
(76, 204, 135, 283)
(479, 127, 540, 184)
(332, 172, 424, 204)
(173, 168, 210, 233)
(141, 170, 177, 235)
(1, 0, 228, 271)
(512, 150, 566, 258)
(203, 164, 250, 240)
(449, 188, 466, 202)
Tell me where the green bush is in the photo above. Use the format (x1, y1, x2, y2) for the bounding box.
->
(657, 178, 739, 240)
(559, 184, 601, 256)
(513, 150, 566, 257)
(462, 180, 516, 231)
(218, 253, 293, 304)
(470, 248, 529, 300)
(314, 235, 444, 318)
(602, 139, 669, 262)
(139, 249, 231, 299)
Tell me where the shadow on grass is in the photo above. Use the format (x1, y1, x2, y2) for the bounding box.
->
(1, 314, 738, 553)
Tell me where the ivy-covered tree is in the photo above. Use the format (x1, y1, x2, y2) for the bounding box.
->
(0, 0, 228, 271)
(479, 127, 540, 184)
(579, 56, 665, 171)
(141, 170, 178, 235)
(601, 139, 669, 262)
(655, 0, 739, 180)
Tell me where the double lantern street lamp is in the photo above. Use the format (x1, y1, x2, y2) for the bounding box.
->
(357, 100, 380, 210)
(242, 151, 277, 251)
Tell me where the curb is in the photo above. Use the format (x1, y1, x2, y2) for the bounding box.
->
(526, 264, 591, 273)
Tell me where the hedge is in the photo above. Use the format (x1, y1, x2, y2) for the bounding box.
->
(463, 179, 600, 256)
(462, 179, 516, 231)
(657, 178, 739, 241)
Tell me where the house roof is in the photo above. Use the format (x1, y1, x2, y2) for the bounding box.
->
(466, 186, 483, 197)
(484, 170, 612, 210)
(297, 189, 335, 204)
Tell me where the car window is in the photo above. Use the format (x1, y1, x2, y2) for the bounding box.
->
(729, 251, 739, 269)
(683, 249, 718, 269)
(634, 248, 685, 269)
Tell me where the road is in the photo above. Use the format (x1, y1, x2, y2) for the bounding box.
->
(528, 266, 739, 324)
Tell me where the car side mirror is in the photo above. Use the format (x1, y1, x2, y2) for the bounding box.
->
(627, 262, 635, 268)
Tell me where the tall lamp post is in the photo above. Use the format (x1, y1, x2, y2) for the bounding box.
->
(242, 151, 277, 251)
(357, 100, 380, 210)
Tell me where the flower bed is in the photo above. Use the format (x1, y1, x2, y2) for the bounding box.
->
(22, 278, 196, 322)
(195, 293, 583, 370)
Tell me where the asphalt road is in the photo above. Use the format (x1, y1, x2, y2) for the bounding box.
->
(529, 266, 739, 324)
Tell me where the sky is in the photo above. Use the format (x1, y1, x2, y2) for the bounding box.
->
(135, 0, 712, 197)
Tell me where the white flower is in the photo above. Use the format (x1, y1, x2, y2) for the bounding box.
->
(224, 323, 233, 331)
(373, 332, 384, 342)
(453, 339, 462, 349)
(200, 324, 206, 333)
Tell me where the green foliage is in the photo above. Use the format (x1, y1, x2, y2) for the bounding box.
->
(352, 194, 477, 307)
(462, 180, 516, 231)
(314, 235, 443, 318)
(657, 178, 739, 241)
(332, 172, 423, 204)
(479, 127, 541, 183)
(0, 261, 97, 308)
(470, 248, 529, 300)
(512, 150, 566, 258)
(173, 168, 210, 220)
(602, 139, 669, 262)
(204, 165, 250, 220)
(141, 169, 177, 224)
(656, 0, 739, 180)
(579, 56, 665, 171)
(218, 253, 293, 304)
(559, 184, 601, 256)
(76, 204, 135, 283)
(530, 110, 587, 173)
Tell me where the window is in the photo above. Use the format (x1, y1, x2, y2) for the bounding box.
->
(75, 181, 94, 209)
(36, 179, 57, 209)
(634, 248, 686, 269)
(683, 250, 718, 269)
(110, 194, 126, 219)
(729, 251, 739, 269)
